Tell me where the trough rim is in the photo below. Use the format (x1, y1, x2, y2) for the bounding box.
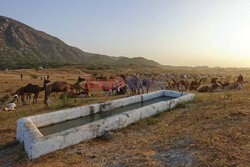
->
(16, 90, 195, 159)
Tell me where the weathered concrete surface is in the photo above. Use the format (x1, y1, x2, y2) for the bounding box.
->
(16, 90, 195, 160)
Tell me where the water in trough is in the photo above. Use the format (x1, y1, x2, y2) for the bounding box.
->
(39, 96, 175, 136)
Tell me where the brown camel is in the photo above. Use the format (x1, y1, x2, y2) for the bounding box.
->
(20, 80, 50, 105)
(198, 86, 212, 92)
(236, 74, 243, 85)
(211, 78, 218, 85)
(217, 81, 230, 89)
(189, 79, 202, 91)
(198, 83, 220, 92)
(120, 74, 136, 95)
(44, 81, 71, 109)
(70, 77, 85, 94)
(12, 87, 32, 104)
(226, 82, 241, 90)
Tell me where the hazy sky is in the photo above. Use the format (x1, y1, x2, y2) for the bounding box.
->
(1, 0, 250, 67)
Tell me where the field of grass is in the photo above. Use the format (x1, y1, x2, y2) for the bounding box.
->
(0, 67, 249, 166)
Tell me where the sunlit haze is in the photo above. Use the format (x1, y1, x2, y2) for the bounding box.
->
(1, 0, 250, 67)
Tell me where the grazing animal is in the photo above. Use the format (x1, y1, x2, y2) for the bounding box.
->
(198, 86, 212, 92)
(12, 88, 32, 103)
(44, 81, 71, 109)
(236, 74, 243, 85)
(21, 80, 51, 105)
(226, 82, 241, 90)
(189, 79, 202, 91)
(70, 77, 85, 94)
(12, 87, 25, 104)
(217, 81, 230, 89)
(78, 89, 89, 97)
(120, 74, 137, 95)
(211, 78, 218, 85)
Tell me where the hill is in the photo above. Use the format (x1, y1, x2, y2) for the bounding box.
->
(0, 15, 161, 69)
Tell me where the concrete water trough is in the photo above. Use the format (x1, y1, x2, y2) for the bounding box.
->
(16, 90, 195, 160)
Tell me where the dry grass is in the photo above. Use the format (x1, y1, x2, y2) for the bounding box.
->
(0, 67, 249, 167)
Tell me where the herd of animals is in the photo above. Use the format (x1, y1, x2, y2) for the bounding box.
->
(1, 72, 246, 110)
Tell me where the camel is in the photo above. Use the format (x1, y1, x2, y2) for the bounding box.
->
(70, 77, 85, 94)
(198, 86, 212, 92)
(236, 74, 243, 85)
(120, 74, 137, 95)
(44, 81, 71, 109)
(12, 87, 24, 104)
(217, 81, 230, 89)
(189, 79, 202, 91)
(221, 75, 243, 90)
(211, 78, 218, 85)
(226, 82, 241, 90)
(198, 83, 221, 92)
(20, 80, 51, 105)
(12, 88, 32, 104)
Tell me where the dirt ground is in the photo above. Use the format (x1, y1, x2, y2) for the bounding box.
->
(0, 67, 249, 167)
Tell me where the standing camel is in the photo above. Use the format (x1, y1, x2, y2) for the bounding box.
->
(120, 74, 136, 95)
(15, 80, 50, 105)
(189, 79, 202, 91)
(70, 77, 85, 94)
(44, 81, 71, 109)
(236, 74, 243, 85)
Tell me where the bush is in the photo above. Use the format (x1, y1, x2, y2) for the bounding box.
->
(59, 93, 70, 106)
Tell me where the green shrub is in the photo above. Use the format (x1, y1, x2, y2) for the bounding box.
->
(59, 93, 70, 106)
